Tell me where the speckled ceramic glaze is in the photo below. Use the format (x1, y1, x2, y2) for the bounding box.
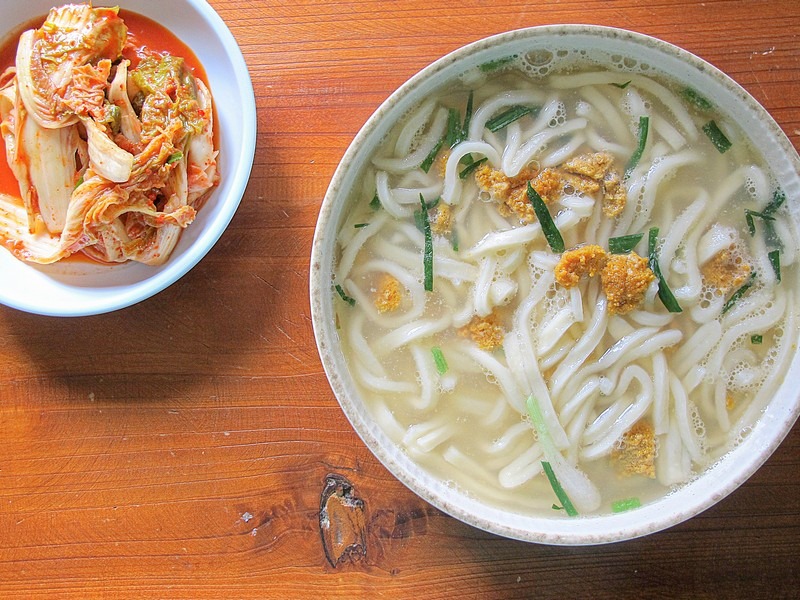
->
(0, 0, 256, 316)
(310, 25, 800, 544)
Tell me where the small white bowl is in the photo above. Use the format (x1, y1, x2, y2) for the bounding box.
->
(310, 25, 800, 544)
(0, 0, 256, 317)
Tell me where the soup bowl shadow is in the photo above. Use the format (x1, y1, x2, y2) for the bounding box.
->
(309, 25, 800, 544)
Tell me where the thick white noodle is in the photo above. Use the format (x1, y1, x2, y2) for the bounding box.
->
(469, 89, 547, 140)
(395, 99, 437, 156)
(373, 107, 448, 173)
(504, 118, 589, 176)
(336, 211, 391, 281)
(442, 141, 502, 205)
(372, 314, 452, 356)
(582, 365, 654, 460)
(499, 443, 544, 489)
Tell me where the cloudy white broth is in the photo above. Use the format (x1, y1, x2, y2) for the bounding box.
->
(332, 53, 798, 516)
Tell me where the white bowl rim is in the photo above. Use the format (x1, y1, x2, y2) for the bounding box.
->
(310, 24, 800, 544)
(0, 0, 257, 317)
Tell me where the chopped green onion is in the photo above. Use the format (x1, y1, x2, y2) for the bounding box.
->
(541, 461, 578, 517)
(611, 80, 631, 89)
(479, 55, 515, 72)
(526, 395, 577, 517)
(486, 105, 534, 132)
(624, 116, 649, 179)
(762, 188, 786, 249)
(370, 193, 381, 210)
(611, 497, 642, 513)
(764, 188, 786, 215)
(459, 157, 488, 179)
(420, 194, 434, 291)
(450, 227, 459, 252)
(648, 227, 683, 313)
(413, 196, 440, 232)
(722, 271, 757, 315)
(703, 120, 732, 153)
(751, 334, 763, 345)
(431, 347, 448, 375)
(462, 91, 474, 141)
(446, 108, 462, 147)
(420, 138, 444, 173)
(353, 223, 369, 228)
(745, 208, 776, 237)
(527, 183, 564, 253)
(335, 283, 355, 307)
(74, 175, 84, 189)
(608, 233, 644, 254)
(745, 212, 755, 237)
(166, 151, 183, 164)
(552, 504, 564, 511)
(682, 87, 713, 111)
(414, 198, 441, 233)
(769, 249, 781, 283)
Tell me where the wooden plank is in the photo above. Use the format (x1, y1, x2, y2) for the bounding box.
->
(0, 0, 798, 597)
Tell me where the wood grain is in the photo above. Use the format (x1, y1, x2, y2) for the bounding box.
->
(1, 0, 799, 597)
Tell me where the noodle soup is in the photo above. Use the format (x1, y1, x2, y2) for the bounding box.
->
(327, 43, 799, 520)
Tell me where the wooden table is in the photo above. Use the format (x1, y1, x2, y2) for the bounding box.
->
(1, 0, 798, 597)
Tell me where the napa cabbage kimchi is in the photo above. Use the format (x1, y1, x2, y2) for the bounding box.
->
(0, 4, 218, 265)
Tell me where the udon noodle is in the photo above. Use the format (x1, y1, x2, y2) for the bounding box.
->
(333, 54, 798, 515)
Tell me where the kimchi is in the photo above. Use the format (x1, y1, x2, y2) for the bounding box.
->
(0, 4, 218, 265)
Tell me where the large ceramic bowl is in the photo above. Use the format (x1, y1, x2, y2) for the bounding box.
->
(0, 0, 256, 317)
(310, 25, 800, 544)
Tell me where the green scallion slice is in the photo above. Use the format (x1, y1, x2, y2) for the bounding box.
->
(451, 227, 459, 252)
(462, 91, 474, 141)
(459, 157, 488, 179)
(751, 334, 763, 345)
(166, 151, 183, 164)
(745, 212, 756, 237)
(762, 188, 786, 249)
(703, 120, 732, 153)
(682, 87, 713, 111)
(431, 347, 448, 375)
(526, 395, 577, 517)
(611, 80, 631, 89)
(335, 283, 355, 306)
(769, 249, 781, 283)
(413, 196, 440, 232)
(74, 175, 84, 189)
(420, 137, 444, 173)
(446, 108, 462, 147)
(648, 227, 683, 313)
(486, 105, 534, 133)
(527, 183, 564, 253)
(608, 233, 644, 254)
(370, 193, 381, 211)
(420, 194, 434, 291)
(764, 188, 786, 215)
(353, 223, 369, 229)
(479, 55, 515, 73)
(722, 271, 757, 315)
(611, 497, 642, 513)
(624, 115, 649, 179)
(541, 461, 578, 517)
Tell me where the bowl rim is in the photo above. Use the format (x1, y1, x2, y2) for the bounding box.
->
(310, 24, 800, 544)
(0, 0, 257, 317)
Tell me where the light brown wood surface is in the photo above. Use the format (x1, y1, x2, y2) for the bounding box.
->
(1, 0, 799, 598)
